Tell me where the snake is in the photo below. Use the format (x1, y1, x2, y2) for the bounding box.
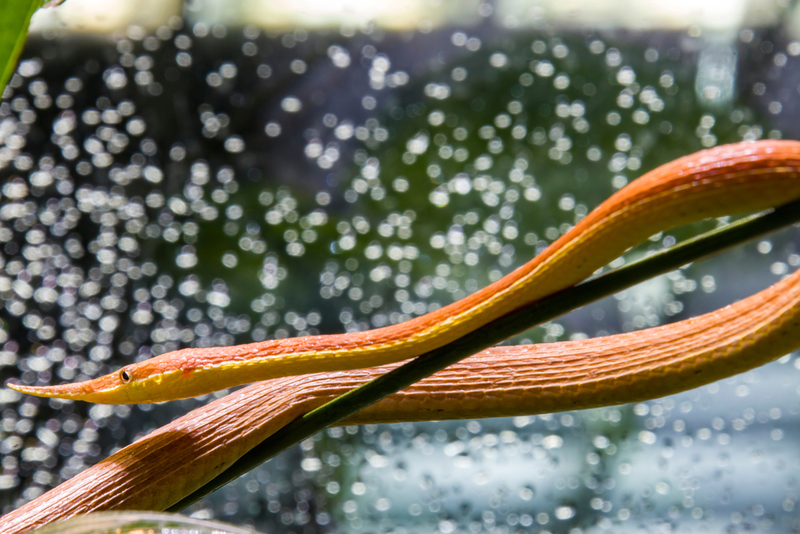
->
(8, 139, 800, 405)
(3, 223, 800, 532)
(3, 139, 800, 532)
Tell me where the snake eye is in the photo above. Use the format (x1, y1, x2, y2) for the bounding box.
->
(120, 369, 131, 383)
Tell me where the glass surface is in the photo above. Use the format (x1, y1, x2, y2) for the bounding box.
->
(2, 1, 800, 533)
(28, 511, 262, 534)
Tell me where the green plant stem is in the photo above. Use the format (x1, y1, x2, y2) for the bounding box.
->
(0, 0, 43, 93)
(170, 200, 800, 511)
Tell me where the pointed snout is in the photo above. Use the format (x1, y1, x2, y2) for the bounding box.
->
(7, 373, 130, 404)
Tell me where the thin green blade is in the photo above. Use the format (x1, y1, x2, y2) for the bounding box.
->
(0, 0, 44, 94)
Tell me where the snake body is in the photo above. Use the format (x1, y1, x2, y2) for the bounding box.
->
(4, 139, 800, 532)
(2, 257, 800, 533)
(9, 140, 800, 404)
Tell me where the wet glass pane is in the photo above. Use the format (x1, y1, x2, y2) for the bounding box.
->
(1, 1, 800, 532)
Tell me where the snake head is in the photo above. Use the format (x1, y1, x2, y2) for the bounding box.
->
(7, 369, 135, 404)
(6, 345, 276, 404)
(6, 357, 203, 404)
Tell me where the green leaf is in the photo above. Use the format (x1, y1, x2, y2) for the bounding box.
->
(0, 0, 45, 94)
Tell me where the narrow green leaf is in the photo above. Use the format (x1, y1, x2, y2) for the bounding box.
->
(0, 0, 44, 94)
(169, 199, 800, 511)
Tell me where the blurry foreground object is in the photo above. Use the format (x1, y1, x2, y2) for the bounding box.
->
(28, 511, 262, 534)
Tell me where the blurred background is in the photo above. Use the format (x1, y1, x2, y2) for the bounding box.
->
(2, 0, 800, 532)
